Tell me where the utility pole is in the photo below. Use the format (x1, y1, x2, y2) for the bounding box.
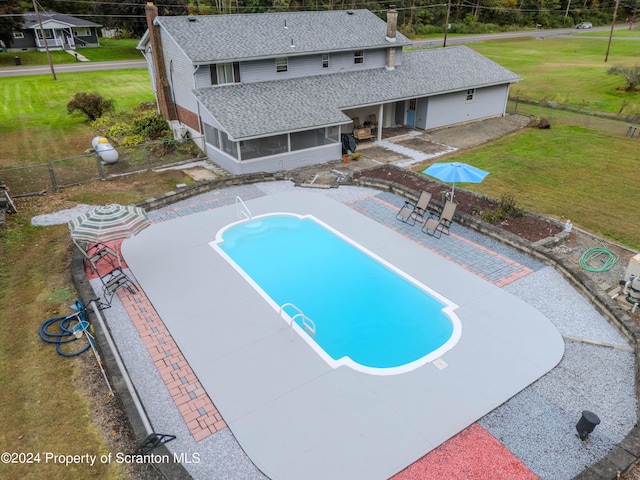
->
(605, 0, 620, 62)
(443, 2, 451, 48)
(33, 0, 56, 80)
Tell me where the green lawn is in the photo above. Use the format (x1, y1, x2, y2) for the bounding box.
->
(470, 37, 640, 114)
(0, 39, 142, 67)
(0, 70, 154, 167)
(76, 39, 143, 62)
(426, 125, 640, 249)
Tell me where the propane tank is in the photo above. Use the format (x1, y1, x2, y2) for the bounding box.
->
(92, 136, 119, 164)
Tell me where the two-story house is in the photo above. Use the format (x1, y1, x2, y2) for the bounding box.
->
(138, 4, 521, 175)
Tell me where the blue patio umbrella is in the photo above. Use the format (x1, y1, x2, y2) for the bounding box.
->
(422, 162, 489, 202)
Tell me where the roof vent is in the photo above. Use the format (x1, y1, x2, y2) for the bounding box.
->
(347, 11, 354, 15)
(284, 19, 288, 29)
(187, 17, 196, 22)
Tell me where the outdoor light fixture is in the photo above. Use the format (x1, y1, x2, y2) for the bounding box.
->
(576, 410, 600, 441)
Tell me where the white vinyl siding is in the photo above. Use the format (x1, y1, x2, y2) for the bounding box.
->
(160, 33, 198, 112)
(238, 50, 386, 83)
(424, 85, 507, 130)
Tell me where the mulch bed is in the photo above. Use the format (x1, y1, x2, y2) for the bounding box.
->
(353, 165, 563, 243)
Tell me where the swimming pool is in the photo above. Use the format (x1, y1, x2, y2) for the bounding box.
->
(211, 213, 461, 375)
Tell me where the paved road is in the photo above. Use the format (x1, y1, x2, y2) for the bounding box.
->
(0, 59, 146, 77)
(413, 25, 629, 48)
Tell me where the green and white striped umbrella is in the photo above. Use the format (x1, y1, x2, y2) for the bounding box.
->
(68, 204, 150, 244)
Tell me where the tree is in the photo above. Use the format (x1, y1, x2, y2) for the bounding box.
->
(0, 0, 24, 49)
(607, 65, 640, 91)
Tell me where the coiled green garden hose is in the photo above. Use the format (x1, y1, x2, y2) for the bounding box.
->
(579, 241, 619, 272)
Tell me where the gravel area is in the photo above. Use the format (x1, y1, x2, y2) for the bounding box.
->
(66, 181, 637, 480)
(486, 267, 636, 480)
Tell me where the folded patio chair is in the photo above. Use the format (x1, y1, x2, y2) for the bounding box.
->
(98, 267, 138, 306)
(74, 239, 120, 273)
(422, 200, 457, 238)
(396, 191, 432, 226)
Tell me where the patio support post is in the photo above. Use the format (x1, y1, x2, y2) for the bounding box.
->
(377, 104, 384, 142)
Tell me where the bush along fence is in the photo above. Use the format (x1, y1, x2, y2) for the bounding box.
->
(507, 96, 640, 137)
(0, 137, 205, 197)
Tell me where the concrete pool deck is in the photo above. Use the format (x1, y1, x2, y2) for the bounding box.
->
(74, 181, 637, 480)
(120, 189, 566, 480)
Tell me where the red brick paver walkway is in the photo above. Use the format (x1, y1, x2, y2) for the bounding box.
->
(84, 241, 224, 442)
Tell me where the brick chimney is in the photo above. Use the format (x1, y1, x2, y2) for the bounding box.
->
(386, 5, 398, 42)
(145, 2, 178, 121)
(385, 6, 398, 70)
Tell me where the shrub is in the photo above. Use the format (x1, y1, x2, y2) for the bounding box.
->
(120, 134, 145, 147)
(607, 65, 640, 92)
(66, 92, 114, 121)
(481, 194, 524, 223)
(161, 136, 178, 153)
(105, 122, 133, 138)
(132, 113, 170, 140)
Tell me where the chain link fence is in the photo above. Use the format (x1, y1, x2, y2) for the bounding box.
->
(3, 101, 639, 197)
(1, 138, 205, 197)
(507, 96, 640, 138)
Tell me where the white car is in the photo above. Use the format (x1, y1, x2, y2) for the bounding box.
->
(576, 22, 593, 29)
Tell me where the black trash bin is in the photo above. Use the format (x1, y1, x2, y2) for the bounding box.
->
(14, 56, 21, 66)
(576, 410, 600, 441)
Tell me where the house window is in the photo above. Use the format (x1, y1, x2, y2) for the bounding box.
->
(354, 50, 364, 64)
(36, 30, 54, 39)
(322, 53, 329, 69)
(13, 31, 24, 39)
(210, 62, 240, 85)
(73, 27, 91, 37)
(276, 57, 288, 73)
(466, 89, 475, 103)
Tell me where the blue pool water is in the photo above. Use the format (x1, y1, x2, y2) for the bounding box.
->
(212, 214, 460, 375)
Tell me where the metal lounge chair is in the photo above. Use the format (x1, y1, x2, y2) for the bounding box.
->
(74, 239, 121, 273)
(72, 239, 135, 307)
(422, 200, 457, 238)
(396, 191, 432, 226)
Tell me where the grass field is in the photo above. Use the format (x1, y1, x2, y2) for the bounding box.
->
(1, 33, 640, 479)
(0, 39, 143, 67)
(470, 37, 640, 114)
(415, 125, 640, 249)
(0, 70, 154, 167)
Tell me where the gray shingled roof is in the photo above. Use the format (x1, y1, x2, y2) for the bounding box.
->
(156, 9, 411, 63)
(22, 12, 101, 29)
(193, 46, 521, 140)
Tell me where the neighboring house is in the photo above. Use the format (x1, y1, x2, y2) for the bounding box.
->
(10, 12, 101, 52)
(138, 4, 521, 175)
